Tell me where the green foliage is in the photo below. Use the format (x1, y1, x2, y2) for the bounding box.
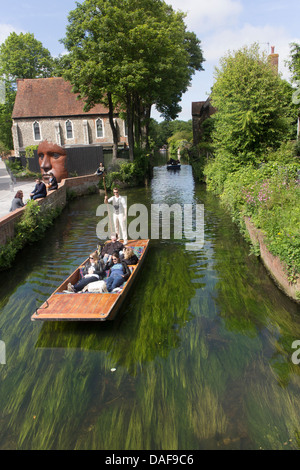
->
(5, 158, 22, 174)
(220, 148, 300, 281)
(0, 32, 55, 151)
(167, 129, 193, 157)
(0, 82, 15, 149)
(149, 119, 193, 149)
(62, 0, 204, 153)
(103, 150, 151, 189)
(286, 42, 300, 83)
(0, 32, 54, 82)
(0, 201, 62, 271)
(25, 145, 38, 158)
(210, 44, 297, 178)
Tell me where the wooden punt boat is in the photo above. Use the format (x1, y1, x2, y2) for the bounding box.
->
(31, 239, 150, 322)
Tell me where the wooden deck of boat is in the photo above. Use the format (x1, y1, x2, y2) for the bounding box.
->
(31, 239, 149, 322)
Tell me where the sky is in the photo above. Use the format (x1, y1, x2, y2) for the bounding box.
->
(1, 0, 300, 121)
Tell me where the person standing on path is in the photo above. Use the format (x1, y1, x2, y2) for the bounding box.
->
(104, 187, 128, 244)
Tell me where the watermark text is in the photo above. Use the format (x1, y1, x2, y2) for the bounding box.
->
(96, 203, 204, 251)
(0, 341, 6, 365)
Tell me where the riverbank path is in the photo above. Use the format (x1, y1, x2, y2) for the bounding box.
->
(0, 159, 35, 218)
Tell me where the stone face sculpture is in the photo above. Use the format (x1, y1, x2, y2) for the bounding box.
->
(37, 140, 68, 184)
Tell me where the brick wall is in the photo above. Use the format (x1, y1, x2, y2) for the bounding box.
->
(0, 174, 101, 246)
(244, 217, 300, 303)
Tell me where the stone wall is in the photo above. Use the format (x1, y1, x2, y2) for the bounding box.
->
(244, 217, 300, 303)
(12, 116, 128, 156)
(0, 174, 100, 246)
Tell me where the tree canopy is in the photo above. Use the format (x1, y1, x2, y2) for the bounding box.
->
(61, 0, 204, 159)
(204, 44, 298, 194)
(0, 32, 55, 84)
(211, 43, 296, 163)
(0, 32, 55, 150)
(287, 42, 300, 83)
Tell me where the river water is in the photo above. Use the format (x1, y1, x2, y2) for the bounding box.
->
(0, 162, 299, 450)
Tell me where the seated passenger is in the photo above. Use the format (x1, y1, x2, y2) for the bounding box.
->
(10, 190, 25, 212)
(105, 252, 131, 292)
(30, 178, 47, 200)
(67, 252, 105, 293)
(47, 172, 58, 191)
(121, 246, 138, 265)
(100, 233, 124, 265)
(95, 163, 105, 176)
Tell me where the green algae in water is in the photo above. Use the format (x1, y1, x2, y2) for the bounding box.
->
(0, 165, 300, 450)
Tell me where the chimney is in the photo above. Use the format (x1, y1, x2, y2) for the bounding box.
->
(268, 46, 279, 74)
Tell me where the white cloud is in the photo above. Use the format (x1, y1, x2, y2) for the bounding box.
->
(203, 23, 300, 81)
(0, 24, 23, 45)
(167, 0, 243, 32)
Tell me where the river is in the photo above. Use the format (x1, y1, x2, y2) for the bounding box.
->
(0, 161, 299, 450)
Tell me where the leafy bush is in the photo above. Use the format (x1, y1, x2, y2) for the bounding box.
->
(221, 158, 300, 281)
(101, 150, 151, 189)
(0, 200, 62, 270)
(25, 145, 38, 158)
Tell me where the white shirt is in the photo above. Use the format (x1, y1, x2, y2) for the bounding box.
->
(108, 195, 127, 215)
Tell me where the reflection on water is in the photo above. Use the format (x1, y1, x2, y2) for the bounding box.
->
(0, 162, 300, 450)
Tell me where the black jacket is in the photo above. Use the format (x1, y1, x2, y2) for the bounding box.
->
(121, 254, 138, 265)
(32, 182, 47, 197)
(101, 240, 124, 257)
(82, 260, 105, 279)
(48, 176, 58, 190)
(107, 260, 131, 281)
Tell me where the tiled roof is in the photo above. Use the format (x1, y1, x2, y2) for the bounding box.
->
(12, 77, 110, 119)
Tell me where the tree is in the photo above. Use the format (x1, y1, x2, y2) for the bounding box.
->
(0, 32, 55, 83)
(62, 0, 204, 160)
(0, 82, 15, 149)
(211, 43, 296, 163)
(287, 42, 300, 83)
(0, 32, 55, 150)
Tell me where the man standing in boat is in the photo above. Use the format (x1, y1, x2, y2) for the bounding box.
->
(104, 187, 128, 245)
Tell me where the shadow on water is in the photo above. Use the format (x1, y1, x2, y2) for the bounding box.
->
(0, 162, 300, 450)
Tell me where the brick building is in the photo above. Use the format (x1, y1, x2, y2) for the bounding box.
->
(192, 97, 216, 146)
(11, 77, 128, 156)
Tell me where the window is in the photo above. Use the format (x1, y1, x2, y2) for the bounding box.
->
(66, 120, 73, 139)
(96, 118, 104, 138)
(33, 121, 41, 141)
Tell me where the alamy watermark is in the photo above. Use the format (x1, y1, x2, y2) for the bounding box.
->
(292, 340, 300, 365)
(0, 341, 6, 365)
(96, 202, 204, 251)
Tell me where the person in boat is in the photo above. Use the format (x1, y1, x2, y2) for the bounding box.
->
(120, 246, 138, 266)
(104, 187, 128, 245)
(100, 233, 125, 265)
(47, 172, 58, 191)
(10, 190, 25, 212)
(67, 252, 105, 293)
(167, 158, 180, 166)
(104, 252, 131, 293)
(30, 178, 47, 200)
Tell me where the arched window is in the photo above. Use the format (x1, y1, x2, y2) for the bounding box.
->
(96, 118, 104, 138)
(66, 120, 73, 139)
(33, 121, 41, 141)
